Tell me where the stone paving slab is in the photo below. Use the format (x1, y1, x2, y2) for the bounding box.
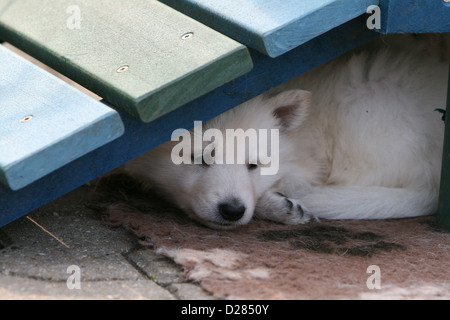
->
(0, 185, 214, 300)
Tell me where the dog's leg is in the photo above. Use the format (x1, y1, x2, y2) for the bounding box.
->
(299, 186, 438, 220)
(255, 190, 312, 224)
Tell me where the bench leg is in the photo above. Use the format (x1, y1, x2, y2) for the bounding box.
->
(438, 66, 450, 231)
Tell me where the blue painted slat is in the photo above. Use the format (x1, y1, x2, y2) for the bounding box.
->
(379, 0, 450, 33)
(160, 0, 379, 57)
(0, 45, 124, 191)
(0, 16, 379, 227)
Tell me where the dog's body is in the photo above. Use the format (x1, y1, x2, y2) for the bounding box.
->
(125, 36, 449, 229)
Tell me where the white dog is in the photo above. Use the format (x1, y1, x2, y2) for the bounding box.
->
(125, 36, 449, 229)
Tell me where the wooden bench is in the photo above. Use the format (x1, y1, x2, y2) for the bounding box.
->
(0, 0, 449, 230)
(0, 0, 252, 123)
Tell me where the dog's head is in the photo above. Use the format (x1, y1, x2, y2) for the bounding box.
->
(127, 90, 311, 229)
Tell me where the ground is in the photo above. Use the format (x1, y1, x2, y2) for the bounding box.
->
(0, 185, 213, 300)
(1, 176, 450, 300)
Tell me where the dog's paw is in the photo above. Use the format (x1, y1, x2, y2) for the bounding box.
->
(279, 194, 310, 224)
(255, 191, 312, 225)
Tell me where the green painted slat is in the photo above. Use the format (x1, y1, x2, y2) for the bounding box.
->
(438, 67, 450, 231)
(0, 0, 253, 123)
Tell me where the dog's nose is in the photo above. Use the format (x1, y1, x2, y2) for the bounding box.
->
(218, 200, 246, 222)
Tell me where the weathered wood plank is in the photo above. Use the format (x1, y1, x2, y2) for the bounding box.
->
(0, 0, 253, 122)
(160, 0, 378, 57)
(0, 44, 124, 191)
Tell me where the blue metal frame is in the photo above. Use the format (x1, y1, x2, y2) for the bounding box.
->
(379, 0, 450, 33)
(0, 16, 378, 227)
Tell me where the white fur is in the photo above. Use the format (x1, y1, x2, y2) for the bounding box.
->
(125, 36, 449, 229)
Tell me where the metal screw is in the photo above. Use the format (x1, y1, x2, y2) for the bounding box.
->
(21, 115, 33, 123)
(117, 65, 129, 73)
(181, 32, 194, 40)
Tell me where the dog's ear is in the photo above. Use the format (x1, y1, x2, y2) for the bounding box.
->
(269, 90, 311, 132)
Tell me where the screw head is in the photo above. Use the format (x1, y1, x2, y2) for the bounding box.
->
(21, 115, 33, 123)
(181, 32, 194, 40)
(117, 65, 129, 73)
